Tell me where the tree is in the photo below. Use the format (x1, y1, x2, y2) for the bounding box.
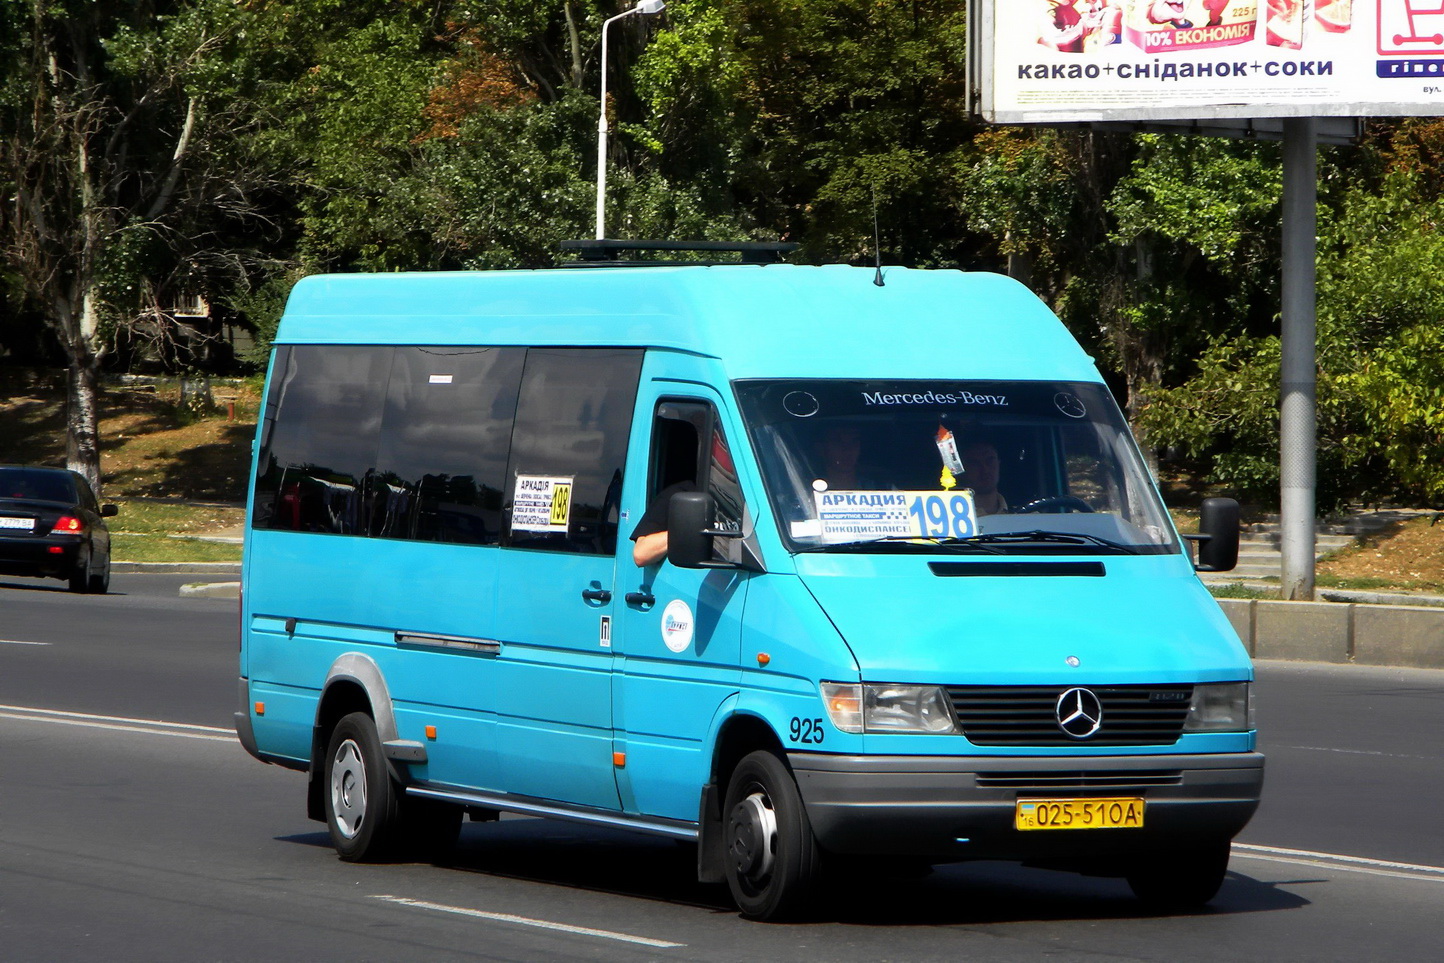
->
(1138, 146, 1444, 509)
(0, 0, 270, 494)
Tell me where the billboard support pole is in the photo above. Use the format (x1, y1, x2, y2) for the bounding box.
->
(1280, 117, 1318, 601)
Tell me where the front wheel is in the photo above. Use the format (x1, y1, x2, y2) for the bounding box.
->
(1126, 838, 1232, 911)
(324, 712, 404, 861)
(722, 750, 821, 921)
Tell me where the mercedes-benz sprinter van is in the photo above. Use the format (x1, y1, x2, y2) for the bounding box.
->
(236, 262, 1259, 920)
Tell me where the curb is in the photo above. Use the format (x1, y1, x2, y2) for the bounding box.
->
(114, 561, 241, 575)
(1216, 597, 1444, 669)
(1206, 580, 1444, 608)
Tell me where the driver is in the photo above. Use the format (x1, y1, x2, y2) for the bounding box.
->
(961, 440, 1008, 515)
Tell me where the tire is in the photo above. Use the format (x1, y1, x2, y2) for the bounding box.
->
(323, 712, 404, 861)
(1126, 838, 1232, 911)
(87, 550, 110, 594)
(67, 550, 90, 594)
(722, 750, 821, 921)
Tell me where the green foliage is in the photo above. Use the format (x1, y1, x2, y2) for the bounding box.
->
(225, 268, 309, 366)
(2, 3, 1444, 511)
(1141, 167, 1444, 508)
(720, 0, 973, 261)
(1109, 135, 1282, 277)
(958, 128, 1077, 270)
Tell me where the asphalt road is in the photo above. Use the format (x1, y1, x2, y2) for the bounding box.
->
(2, 573, 1442, 961)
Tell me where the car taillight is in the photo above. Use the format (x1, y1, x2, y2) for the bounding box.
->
(51, 515, 84, 534)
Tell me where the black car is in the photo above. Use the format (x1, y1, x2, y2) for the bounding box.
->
(0, 466, 117, 593)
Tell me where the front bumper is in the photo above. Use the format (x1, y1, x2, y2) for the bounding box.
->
(789, 751, 1264, 861)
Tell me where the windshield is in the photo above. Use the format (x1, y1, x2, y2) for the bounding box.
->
(734, 380, 1179, 555)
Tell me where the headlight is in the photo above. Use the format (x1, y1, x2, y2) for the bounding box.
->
(820, 682, 957, 734)
(1182, 682, 1254, 732)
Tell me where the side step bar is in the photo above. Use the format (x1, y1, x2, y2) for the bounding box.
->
(406, 785, 699, 841)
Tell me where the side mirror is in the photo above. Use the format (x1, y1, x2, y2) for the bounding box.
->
(101, 504, 119, 518)
(1192, 497, 1240, 572)
(667, 491, 715, 569)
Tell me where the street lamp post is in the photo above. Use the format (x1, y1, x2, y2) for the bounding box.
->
(595, 0, 665, 241)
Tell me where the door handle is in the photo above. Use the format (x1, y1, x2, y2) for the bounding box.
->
(625, 591, 656, 607)
(581, 588, 612, 603)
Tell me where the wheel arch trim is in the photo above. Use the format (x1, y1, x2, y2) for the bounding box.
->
(318, 652, 399, 743)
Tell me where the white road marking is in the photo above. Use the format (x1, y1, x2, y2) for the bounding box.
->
(373, 895, 685, 949)
(1277, 743, 1439, 761)
(1233, 843, 1444, 883)
(4, 700, 1438, 895)
(0, 704, 234, 742)
(0, 638, 51, 646)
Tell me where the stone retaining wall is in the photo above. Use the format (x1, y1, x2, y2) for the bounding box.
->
(1217, 599, 1444, 669)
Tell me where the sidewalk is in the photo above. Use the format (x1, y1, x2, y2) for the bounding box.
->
(1200, 507, 1444, 605)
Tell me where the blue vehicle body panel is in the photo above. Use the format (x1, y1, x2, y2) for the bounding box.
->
(239, 264, 1259, 862)
(610, 360, 749, 820)
(276, 266, 1095, 382)
(792, 553, 1251, 686)
(491, 547, 620, 808)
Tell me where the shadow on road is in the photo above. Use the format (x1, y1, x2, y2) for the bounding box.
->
(280, 818, 1310, 924)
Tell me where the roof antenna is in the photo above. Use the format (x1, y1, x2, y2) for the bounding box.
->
(871, 186, 885, 287)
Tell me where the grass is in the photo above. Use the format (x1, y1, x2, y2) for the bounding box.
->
(1313, 574, 1401, 591)
(1, 369, 255, 563)
(110, 533, 243, 563)
(1206, 584, 1278, 600)
(108, 499, 244, 563)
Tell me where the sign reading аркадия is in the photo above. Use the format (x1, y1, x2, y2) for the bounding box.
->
(971, 0, 1444, 122)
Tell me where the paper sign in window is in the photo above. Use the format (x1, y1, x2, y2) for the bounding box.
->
(512, 474, 574, 532)
(814, 490, 977, 543)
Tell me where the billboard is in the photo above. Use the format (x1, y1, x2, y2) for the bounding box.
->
(971, 1, 1444, 122)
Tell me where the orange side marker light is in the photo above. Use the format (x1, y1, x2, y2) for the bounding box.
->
(254, 702, 265, 716)
(757, 652, 771, 667)
(613, 752, 627, 768)
(425, 725, 438, 740)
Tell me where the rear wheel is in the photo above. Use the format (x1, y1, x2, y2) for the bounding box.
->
(723, 750, 821, 921)
(1126, 838, 1232, 911)
(324, 712, 404, 861)
(67, 551, 90, 593)
(87, 549, 110, 594)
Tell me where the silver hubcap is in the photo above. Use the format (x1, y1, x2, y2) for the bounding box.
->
(330, 738, 367, 838)
(728, 791, 777, 882)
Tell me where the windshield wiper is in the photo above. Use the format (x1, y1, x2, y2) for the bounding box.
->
(798, 536, 1005, 555)
(966, 530, 1138, 554)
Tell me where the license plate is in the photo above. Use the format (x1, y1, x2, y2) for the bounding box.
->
(1015, 797, 1145, 831)
(0, 516, 35, 531)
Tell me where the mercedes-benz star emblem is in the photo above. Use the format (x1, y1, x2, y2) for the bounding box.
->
(1055, 687, 1103, 739)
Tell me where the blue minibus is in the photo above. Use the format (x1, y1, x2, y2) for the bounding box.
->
(236, 260, 1260, 920)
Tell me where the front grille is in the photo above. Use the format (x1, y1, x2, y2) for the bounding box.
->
(946, 684, 1193, 747)
(975, 769, 1184, 790)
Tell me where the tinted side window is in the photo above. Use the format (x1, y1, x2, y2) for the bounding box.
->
(372, 346, 524, 545)
(647, 400, 745, 563)
(505, 348, 643, 555)
(706, 419, 745, 550)
(252, 345, 389, 534)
